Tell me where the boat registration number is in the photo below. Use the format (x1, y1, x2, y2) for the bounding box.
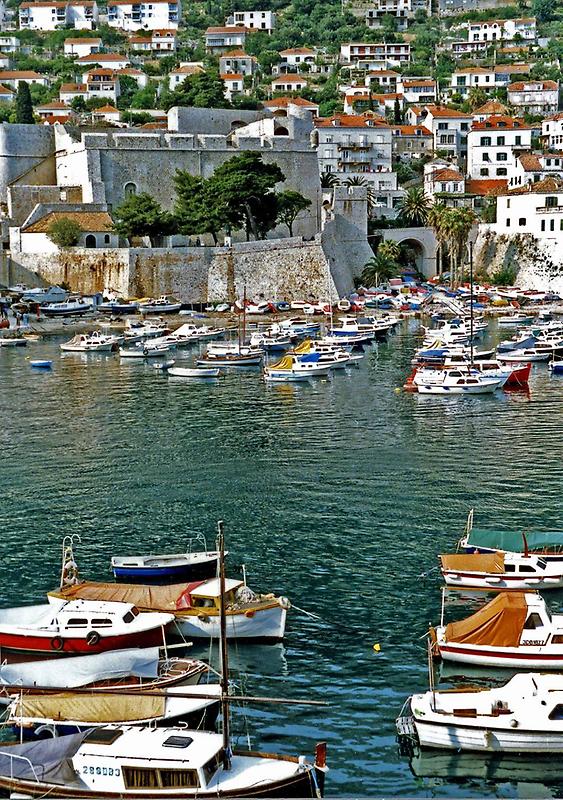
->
(521, 640, 545, 646)
(82, 766, 121, 777)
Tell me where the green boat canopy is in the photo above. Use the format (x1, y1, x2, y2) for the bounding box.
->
(466, 528, 563, 554)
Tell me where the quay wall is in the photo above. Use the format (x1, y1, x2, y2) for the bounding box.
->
(7, 236, 343, 301)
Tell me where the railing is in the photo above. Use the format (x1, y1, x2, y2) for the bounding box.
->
(537, 205, 563, 213)
(337, 144, 370, 151)
(0, 751, 40, 784)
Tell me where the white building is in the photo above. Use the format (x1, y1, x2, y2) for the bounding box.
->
(92, 104, 121, 123)
(262, 95, 319, 116)
(467, 115, 532, 180)
(129, 29, 177, 54)
(508, 80, 559, 116)
(424, 161, 465, 199)
(542, 113, 563, 150)
(64, 37, 101, 56)
(450, 64, 531, 97)
(0, 36, 20, 54)
(204, 26, 247, 54)
(421, 105, 472, 158)
(36, 100, 73, 119)
(365, 0, 418, 30)
(168, 63, 204, 90)
(464, 16, 536, 43)
(271, 74, 307, 93)
(340, 42, 411, 66)
(220, 72, 244, 101)
(392, 124, 433, 160)
(107, 0, 180, 31)
(509, 153, 563, 190)
(315, 112, 394, 180)
(275, 47, 316, 74)
(397, 78, 436, 104)
(492, 178, 563, 241)
(84, 68, 120, 101)
(343, 90, 403, 117)
(0, 69, 49, 87)
(59, 82, 87, 103)
(449, 40, 487, 58)
(219, 50, 257, 76)
(17, 210, 118, 254)
(0, 84, 14, 101)
(19, 0, 98, 30)
(226, 10, 274, 32)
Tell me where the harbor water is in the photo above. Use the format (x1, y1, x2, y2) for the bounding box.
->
(1, 318, 562, 797)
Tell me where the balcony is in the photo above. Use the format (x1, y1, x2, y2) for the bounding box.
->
(537, 205, 563, 213)
(337, 143, 370, 151)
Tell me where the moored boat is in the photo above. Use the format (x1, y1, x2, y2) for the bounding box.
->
(43, 299, 93, 317)
(49, 578, 290, 642)
(413, 366, 504, 394)
(439, 551, 563, 590)
(0, 600, 173, 657)
(60, 332, 118, 353)
(459, 511, 563, 560)
(168, 366, 222, 378)
(197, 351, 262, 367)
(431, 590, 563, 668)
(111, 540, 221, 583)
(138, 296, 182, 314)
(0, 336, 27, 347)
(264, 353, 332, 382)
(398, 673, 563, 752)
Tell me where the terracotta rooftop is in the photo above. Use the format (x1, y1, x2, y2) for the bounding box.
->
(402, 80, 435, 88)
(86, 69, 117, 77)
(279, 47, 316, 55)
(36, 100, 70, 109)
(60, 83, 86, 92)
(425, 105, 472, 118)
(466, 178, 508, 195)
(23, 211, 113, 234)
(262, 96, 318, 108)
(205, 26, 249, 34)
(509, 80, 558, 91)
(432, 168, 464, 182)
(0, 70, 44, 79)
(43, 114, 72, 125)
(346, 92, 402, 102)
(0, 85, 14, 94)
(471, 115, 529, 131)
(393, 124, 432, 136)
(473, 100, 508, 115)
(494, 63, 531, 74)
(171, 64, 204, 75)
(221, 73, 243, 80)
(222, 49, 253, 57)
(508, 176, 563, 195)
(272, 74, 308, 83)
(93, 104, 119, 113)
(315, 113, 389, 128)
(64, 37, 101, 44)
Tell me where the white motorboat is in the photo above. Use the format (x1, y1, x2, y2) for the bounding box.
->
(60, 332, 118, 352)
(439, 551, 563, 590)
(0, 724, 327, 798)
(124, 318, 170, 341)
(264, 353, 332, 382)
(497, 313, 535, 327)
(21, 286, 68, 305)
(168, 366, 222, 378)
(431, 591, 563, 668)
(43, 299, 93, 317)
(292, 340, 352, 369)
(413, 367, 504, 394)
(0, 336, 27, 347)
(400, 673, 563, 752)
(120, 344, 171, 359)
(496, 348, 550, 363)
(169, 323, 225, 344)
(138, 296, 182, 314)
(111, 540, 222, 582)
(206, 340, 263, 357)
(50, 578, 290, 642)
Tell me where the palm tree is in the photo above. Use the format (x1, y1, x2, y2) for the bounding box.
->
(320, 172, 340, 189)
(442, 207, 476, 288)
(398, 187, 431, 227)
(343, 175, 377, 211)
(361, 241, 399, 287)
(378, 240, 401, 262)
(427, 202, 449, 277)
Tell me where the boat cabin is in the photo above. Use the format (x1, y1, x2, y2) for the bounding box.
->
(72, 726, 226, 792)
(50, 600, 142, 632)
(187, 578, 243, 610)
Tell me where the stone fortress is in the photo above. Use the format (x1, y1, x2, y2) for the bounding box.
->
(0, 104, 375, 301)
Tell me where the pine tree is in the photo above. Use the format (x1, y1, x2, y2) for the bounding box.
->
(15, 82, 34, 124)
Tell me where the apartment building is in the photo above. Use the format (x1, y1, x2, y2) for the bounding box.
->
(129, 29, 177, 54)
(64, 37, 101, 56)
(204, 26, 247, 54)
(398, 78, 437, 104)
(271, 74, 308, 93)
(465, 17, 536, 43)
(340, 42, 411, 66)
(422, 105, 472, 158)
(492, 178, 563, 241)
(19, 0, 98, 30)
(508, 80, 559, 116)
(227, 10, 275, 32)
(107, 0, 180, 31)
(509, 153, 563, 190)
(219, 50, 257, 76)
(542, 113, 563, 150)
(467, 115, 532, 180)
(391, 124, 433, 160)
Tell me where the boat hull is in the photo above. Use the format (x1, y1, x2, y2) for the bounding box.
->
(113, 558, 220, 584)
(175, 605, 287, 641)
(0, 627, 167, 658)
(415, 719, 563, 752)
(437, 643, 563, 669)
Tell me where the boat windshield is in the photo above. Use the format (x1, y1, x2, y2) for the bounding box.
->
(202, 749, 224, 786)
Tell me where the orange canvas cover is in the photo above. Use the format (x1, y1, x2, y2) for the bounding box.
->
(444, 592, 528, 647)
(440, 552, 505, 574)
(49, 581, 188, 612)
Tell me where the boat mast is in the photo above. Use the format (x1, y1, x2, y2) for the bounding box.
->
(469, 240, 474, 367)
(217, 519, 232, 771)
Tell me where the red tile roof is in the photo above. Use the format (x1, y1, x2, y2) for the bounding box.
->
(508, 176, 563, 194)
(425, 105, 472, 118)
(466, 178, 508, 195)
(205, 26, 249, 34)
(473, 100, 508, 115)
(393, 124, 432, 136)
(279, 47, 316, 55)
(77, 53, 128, 62)
(471, 115, 529, 130)
(509, 80, 558, 91)
(432, 168, 464, 182)
(220, 73, 243, 81)
(271, 74, 307, 83)
(262, 96, 318, 108)
(315, 113, 389, 128)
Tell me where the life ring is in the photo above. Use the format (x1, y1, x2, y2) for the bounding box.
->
(86, 631, 100, 647)
(50, 637, 64, 651)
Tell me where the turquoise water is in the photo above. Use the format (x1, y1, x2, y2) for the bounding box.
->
(1, 319, 563, 797)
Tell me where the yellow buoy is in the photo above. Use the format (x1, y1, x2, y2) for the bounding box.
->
(373, 643, 381, 652)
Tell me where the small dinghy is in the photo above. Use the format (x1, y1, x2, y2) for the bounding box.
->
(111, 537, 222, 583)
(398, 673, 563, 753)
(168, 366, 222, 378)
(30, 360, 53, 370)
(119, 344, 171, 359)
(153, 359, 175, 371)
(7, 684, 221, 739)
(0, 336, 27, 347)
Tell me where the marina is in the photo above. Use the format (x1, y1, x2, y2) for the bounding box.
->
(1, 291, 563, 797)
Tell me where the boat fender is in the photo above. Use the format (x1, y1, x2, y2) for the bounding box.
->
(510, 719, 518, 728)
(50, 636, 64, 651)
(86, 631, 100, 647)
(197, 614, 210, 622)
(279, 596, 291, 610)
(245, 610, 255, 618)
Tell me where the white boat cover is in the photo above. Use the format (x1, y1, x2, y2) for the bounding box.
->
(0, 732, 87, 785)
(0, 647, 160, 690)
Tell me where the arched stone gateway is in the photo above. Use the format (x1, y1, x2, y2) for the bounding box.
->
(381, 228, 437, 278)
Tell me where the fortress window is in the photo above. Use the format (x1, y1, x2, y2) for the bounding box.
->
(124, 182, 137, 198)
(85, 234, 96, 248)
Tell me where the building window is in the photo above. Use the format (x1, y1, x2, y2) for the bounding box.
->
(518, 218, 526, 226)
(497, 152, 507, 161)
(546, 196, 558, 207)
(480, 168, 489, 176)
(104, 234, 110, 244)
(124, 181, 137, 198)
(85, 234, 96, 247)
(480, 136, 491, 146)
(550, 219, 555, 231)
(506, 218, 510, 226)
(496, 168, 507, 176)
(507, 199, 510, 208)
(541, 220, 545, 231)
(515, 135, 521, 145)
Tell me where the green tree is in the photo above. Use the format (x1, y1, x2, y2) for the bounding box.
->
(467, 86, 487, 111)
(208, 152, 285, 239)
(47, 217, 83, 247)
(116, 75, 139, 110)
(398, 187, 431, 227)
(360, 252, 397, 287)
(174, 172, 227, 244)
(163, 70, 230, 111)
(70, 95, 87, 113)
(393, 96, 402, 124)
(320, 171, 339, 188)
(442, 206, 476, 287)
(531, 0, 555, 22)
(15, 82, 34, 124)
(112, 193, 177, 245)
(276, 190, 311, 236)
(427, 202, 449, 276)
